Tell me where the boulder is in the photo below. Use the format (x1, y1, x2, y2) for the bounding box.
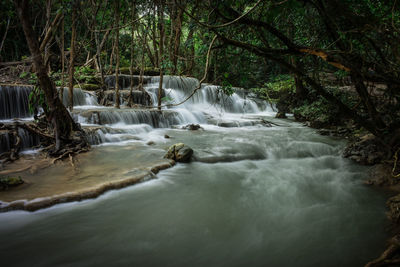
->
(343, 134, 386, 165)
(275, 112, 287, 119)
(0, 176, 24, 190)
(182, 124, 202, 130)
(164, 143, 193, 163)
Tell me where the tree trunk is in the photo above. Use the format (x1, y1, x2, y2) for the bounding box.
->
(128, 1, 136, 107)
(44, 0, 52, 74)
(114, 0, 120, 109)
(14, 0, 77, 151)
(157, 0, 165, 110)
(152, 6, 159, 68)
(68, 0, 77, 111)
(172, 7, 183, 74)
(60, 16, 65, 102)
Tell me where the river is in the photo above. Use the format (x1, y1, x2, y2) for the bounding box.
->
(0, 76, 389, 266)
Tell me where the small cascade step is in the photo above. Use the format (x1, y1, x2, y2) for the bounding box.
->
(60, 87, 98, 106)
(74, 108, 182, 128)
(0, 85, 33, 120)
(0, 127, 40, 153)
(104, 75, 152, 89)
(100, 90, 151, 106)
(83, 125, 151, 145)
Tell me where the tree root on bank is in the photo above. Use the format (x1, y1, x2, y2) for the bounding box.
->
(365, 235, 400, 266)
(0, 123, 22, 166)
(0, 120, 90, 168)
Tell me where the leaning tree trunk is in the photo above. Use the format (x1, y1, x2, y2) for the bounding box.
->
(14, 0, 78, 151)
(68, 0, 77, 111)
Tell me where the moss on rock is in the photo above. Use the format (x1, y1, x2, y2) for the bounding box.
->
(0, 176, 24, 190)
(74, 84, 100, 91)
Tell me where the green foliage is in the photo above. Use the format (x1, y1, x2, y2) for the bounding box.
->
(28, 73, 37, 84)
(266, 78, 295, 93)
(334, 70, 349, 79)
(28, 86, 47, 114)
(19, 71, 29, 79)
(74, 66, 96, 83)
(293, 97, 339, 126)
(161, 96, 173, 102)
(0, 176, 24, 189)
(220, 73, 235, 96)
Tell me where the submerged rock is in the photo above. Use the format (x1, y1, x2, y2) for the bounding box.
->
(0, 176, 24, 190)
(275, 112, 287, 119)
(164, 143, 193, 163)
(182, 124, 202, 130)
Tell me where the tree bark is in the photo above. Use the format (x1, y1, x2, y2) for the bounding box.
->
(114, 0, 120, 109)
(128, 1, 136, 107)
(14, 0, 77, 151)
(68, 0, 77, 111)
(60, 16, 65, 102)
(157, 0, 165, 110)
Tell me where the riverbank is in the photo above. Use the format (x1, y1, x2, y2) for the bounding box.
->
(0, 144, 175, 212)
(293, 116, 400, 266)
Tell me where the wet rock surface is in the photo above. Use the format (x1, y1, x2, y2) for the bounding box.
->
(164, 143, 193, 163)
(343, 134, 386, 165)
(182, 124, 202, 130)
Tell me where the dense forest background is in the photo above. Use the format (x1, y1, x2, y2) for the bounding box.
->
(1, 0, 400, 155)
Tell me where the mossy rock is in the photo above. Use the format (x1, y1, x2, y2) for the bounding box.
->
(74, 84, 100, 91)
(275, 112, 287, 119)
(0, 176, 24, 190)
(76, 75, 100, 84)
(164, 143, 193, 163)
(119, 67, 160, 76)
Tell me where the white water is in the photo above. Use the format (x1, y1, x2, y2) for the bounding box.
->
(0, 76, 389, 266)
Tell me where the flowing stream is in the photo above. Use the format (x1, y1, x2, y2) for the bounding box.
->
(0, 77, 389, 266)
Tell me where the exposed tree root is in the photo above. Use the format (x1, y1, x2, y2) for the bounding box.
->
(0, 122, 22, 165)
(1, 119, 90, 168)
(365, 235, 400, 266)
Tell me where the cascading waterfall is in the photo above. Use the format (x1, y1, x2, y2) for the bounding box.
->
(0, 76, 271, 148)
(0, 128, 40, 153)
(0, 75, 389, 267)
(0, 86, 98, 152)
(60, 87, 98, 107)
(146, 76, 263, 114)
(72, 75, 269, 146)
(0, 85, 33, 120)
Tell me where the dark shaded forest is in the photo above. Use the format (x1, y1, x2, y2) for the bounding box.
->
(1, 1, 400, 266)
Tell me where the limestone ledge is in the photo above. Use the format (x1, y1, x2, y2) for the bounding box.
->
(0, 160, 175, 212)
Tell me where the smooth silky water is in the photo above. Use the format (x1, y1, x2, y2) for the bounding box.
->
(0, 78, 390, 266)
(0, 118, 389, 267)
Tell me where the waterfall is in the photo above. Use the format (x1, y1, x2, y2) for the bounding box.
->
(0, 85, 32, 120)
(145, 76, 263, 113)
(60, 87, 98, 107)
(0, 128, 40, 153)
(75, 109, 194, 128)
(104, 75, 152, 89)
(0, 75, 272, 149)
